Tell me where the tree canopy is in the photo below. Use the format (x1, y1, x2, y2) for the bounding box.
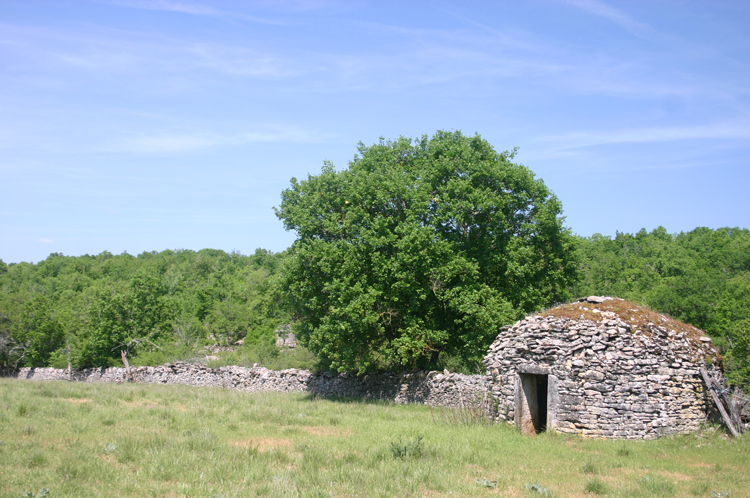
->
(0, 248, 288, 370)
(276, 131, 578, 373)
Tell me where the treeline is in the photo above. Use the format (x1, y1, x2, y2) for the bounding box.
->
(573, 227, 750, 386)
(0, 248, 288, 370)
(1, 226, 749, 385)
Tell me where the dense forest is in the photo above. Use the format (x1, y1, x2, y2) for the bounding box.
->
(0, 248, 295, 371)
(1, 226, 748, 385)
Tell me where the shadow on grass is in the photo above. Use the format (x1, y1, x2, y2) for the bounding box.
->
(298, 393, 396, 406)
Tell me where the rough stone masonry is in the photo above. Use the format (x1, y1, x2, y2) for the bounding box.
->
(482, 297, 723, 439)
(17, 363, 493, 410)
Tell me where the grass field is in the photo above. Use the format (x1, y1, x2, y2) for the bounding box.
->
(1, 379, 748, 497)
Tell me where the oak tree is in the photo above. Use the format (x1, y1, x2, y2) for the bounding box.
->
(276, 131, 577, 373)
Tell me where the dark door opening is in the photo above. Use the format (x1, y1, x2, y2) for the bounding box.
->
(536, 375, 548, 432)
(517, 373, 549, 435)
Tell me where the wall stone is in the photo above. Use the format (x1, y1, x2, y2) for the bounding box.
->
(15, 363, 493, 410)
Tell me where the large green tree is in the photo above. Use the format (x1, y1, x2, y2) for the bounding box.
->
(276, 131, 578, 373)
(74, 273, 176, 367)
(11, 296, 65, 368)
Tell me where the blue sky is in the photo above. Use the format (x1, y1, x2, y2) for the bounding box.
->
(1, 0, 748, 263)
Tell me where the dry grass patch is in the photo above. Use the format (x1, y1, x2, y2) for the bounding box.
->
(119, 399, 158, 408)
(64, 398, 91, 404)
(230, 437, 293, 452)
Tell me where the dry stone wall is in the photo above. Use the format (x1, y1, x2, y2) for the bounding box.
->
(483, 312, 721, 439)
(15, 363, 492, 409)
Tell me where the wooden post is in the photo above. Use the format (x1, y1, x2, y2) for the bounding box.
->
(700, 367, 739, 437)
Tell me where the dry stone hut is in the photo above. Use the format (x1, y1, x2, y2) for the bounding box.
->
(483, 297, 723, 439)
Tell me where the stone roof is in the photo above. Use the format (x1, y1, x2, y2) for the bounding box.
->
(538, 296, 718, 356)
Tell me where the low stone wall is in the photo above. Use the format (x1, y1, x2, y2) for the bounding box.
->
(15, 363, 493, 409)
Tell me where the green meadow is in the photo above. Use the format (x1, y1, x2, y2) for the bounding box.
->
(1, 379, 747, 498)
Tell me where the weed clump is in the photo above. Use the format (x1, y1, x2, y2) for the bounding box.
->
(28, 452, 47, 468)
(616, 445, 631, 457)
(639, 475, 675, 496)
(580, 461, 599, 474)
(389, 435, 424, 460)
(584, 478, 607, 495)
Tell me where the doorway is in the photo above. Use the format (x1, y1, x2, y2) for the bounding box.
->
(517, 373, 549, 435)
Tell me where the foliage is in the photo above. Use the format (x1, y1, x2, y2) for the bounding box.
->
(11, 296, 64, 368)
(0, 248, 288, 369)
(725, 319, 750, 387)
(74, 273, 176, 368)
(204, 344, 320, 372)
(2, 177, 749, 384)
(276, 131, 578, 373)
(0, 310, 18, 369)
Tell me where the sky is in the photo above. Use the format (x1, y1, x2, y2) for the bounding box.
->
(1, 0, 748, 264)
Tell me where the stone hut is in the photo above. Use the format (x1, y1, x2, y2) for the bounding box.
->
(483, 296, 723, 439)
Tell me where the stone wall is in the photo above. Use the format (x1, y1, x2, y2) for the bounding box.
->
(483, 313, 720, 439)
(15, 363, 493, 409)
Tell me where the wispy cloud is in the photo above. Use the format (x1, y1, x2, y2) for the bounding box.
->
(560, 0, 658, 39)
(537, 121, 750, 150)
(108, 0, 216, 15)
(102, 125, 337, 153)
(99, 0, 290, 25)
(187, 44, 297, 77)
(0, 22, 299, 84)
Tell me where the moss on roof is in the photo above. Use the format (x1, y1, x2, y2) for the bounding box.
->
(539, 297, 708, 345)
